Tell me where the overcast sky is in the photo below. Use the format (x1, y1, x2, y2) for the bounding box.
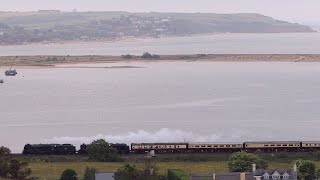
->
(1, 0, 320, 24)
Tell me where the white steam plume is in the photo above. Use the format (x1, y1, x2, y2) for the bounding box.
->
(44, 128, 222, 146)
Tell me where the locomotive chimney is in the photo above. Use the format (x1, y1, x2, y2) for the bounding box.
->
(252, 164, 256, 172)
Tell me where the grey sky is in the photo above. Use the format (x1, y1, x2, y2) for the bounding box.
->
(1, 0, 320, 23)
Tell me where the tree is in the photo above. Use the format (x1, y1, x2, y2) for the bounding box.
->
(294, 160, 316, 180)
(114, 161, 166, 180)
(114, 164, 140, 180)
(228, 151, 267, 172)
(0, 146, 11, 156)
(141, 52, 153, 59)
(121, 54, 133, 59)
(0, 160, 9, 178)
(315, 169, 320, 180)
(143, 159, 159, 178)
(60, 169, 77, 180)
(7, 159, 32, 180)
(87, 139, 119, 162)
(84, 166, 96, 180)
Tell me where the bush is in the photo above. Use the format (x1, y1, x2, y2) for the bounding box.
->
(141, 52, 153, 59)
(114, 162, 166, 180)
(0, 160, 9, 177)
(294, 160, 316, 180)
(121, 54, 133, 59)
(0, 146, 11, 156)
(167, 169, 189, 180)
(84, 166, 96, 180)
(87, 139, 119, 162)
(60, 169, 77, 180)
(7, 159, 32, 179)
(228, 151, 267, 172)
(114, 164, 140, 180)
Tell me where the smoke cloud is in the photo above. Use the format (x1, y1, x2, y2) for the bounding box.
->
(44, 128, 223, 146)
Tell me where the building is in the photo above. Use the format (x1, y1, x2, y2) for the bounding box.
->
(95, 172, 115, 180)
(190, 164, 297, 180)
(251, 163, 297, 180)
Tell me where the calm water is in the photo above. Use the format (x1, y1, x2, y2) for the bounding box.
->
(0, 33, 320, 56)
(1, 61, 320, 152)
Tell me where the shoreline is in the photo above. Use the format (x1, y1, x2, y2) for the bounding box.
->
(1, 54, 320, 67)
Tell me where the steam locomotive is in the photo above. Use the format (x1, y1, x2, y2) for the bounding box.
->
(22, 143, 130, 155)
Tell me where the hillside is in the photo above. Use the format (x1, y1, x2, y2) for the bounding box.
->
(0, 11, 315, 45)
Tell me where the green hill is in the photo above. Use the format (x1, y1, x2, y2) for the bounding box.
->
(0, 11, 315, 45)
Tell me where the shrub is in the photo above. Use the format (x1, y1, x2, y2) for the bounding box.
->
(141, 52, 153, 59)
(121, 54, 133, 59)
(0, 146, 11, 156)
(294, 160, 316, 180)
(84, 166, 96, 180)
(114, 164, 140, 180)
(7, 159, 32, 179)
(60, 169, 77, 180)
(87, 139, 119, 162)
(228, 151, 267, 172)
(167, 169, 189, 180)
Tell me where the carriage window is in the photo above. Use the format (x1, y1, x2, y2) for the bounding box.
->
(264, 145, 269, 147)
(276, 144, 281, 146)
(219, 145, 224, 147)
(208, 145, 212, 147)
(226, 145, 230, 147)
(214, 145, 218, 147)
(283, 144, 287, 146)
(195, 145, 199, 147)
(289, 144, 293, 146)
(232, 145, 236, 147)
(201, 145, 206, 147)
(270, 145, 275, 146)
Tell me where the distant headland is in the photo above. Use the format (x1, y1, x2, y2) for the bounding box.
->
(0, 11, 316, 45)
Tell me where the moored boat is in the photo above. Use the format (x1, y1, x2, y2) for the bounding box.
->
(5, 69, 17, 76)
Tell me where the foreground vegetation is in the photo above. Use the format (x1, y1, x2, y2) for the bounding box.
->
(28, 161, 291, 179)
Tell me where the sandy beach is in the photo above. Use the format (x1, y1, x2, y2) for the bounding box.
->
(1, 54, 320, 68)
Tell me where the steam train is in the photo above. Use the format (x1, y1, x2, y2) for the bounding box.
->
(22, 141, 320, 155)
(22, 143, 130, 155)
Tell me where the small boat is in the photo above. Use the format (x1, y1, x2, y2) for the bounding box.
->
(5, 65, 17, 76)
(0, 79, 3, 83)
(5, 69, 17, 76)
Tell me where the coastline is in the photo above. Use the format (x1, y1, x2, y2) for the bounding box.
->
(0, 32, 318, 47)
(1, 54, 320, 68)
